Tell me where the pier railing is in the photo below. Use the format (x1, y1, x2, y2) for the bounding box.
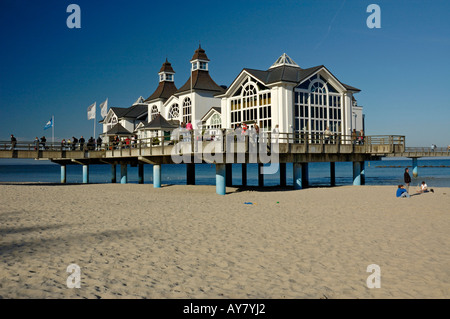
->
(0, 132, 405, 157)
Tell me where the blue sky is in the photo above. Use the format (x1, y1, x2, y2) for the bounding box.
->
(1, 0, 449, 147)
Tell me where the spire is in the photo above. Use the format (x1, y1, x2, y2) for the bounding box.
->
(269, 53, 300, 69)
(190, 44, 210, 62)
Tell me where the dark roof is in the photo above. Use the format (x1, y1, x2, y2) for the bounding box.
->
(120, 104, 148, 119)
(176, 70, 225, 95)
(242, 64, 360, 92)
(159, 59, 175, 73)
(104, 123, 132, 135)
(145, 81, 178, 102)
(142, 113, 178, 130)
(244, 65, 323, 85)
(110, 107, 129, 118)
(342, 83, 361, 92)
(190, 45, 210, 62)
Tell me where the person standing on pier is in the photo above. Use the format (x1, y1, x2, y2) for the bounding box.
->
(40, 136, 46, 150)
(34, 137, 39, 150)
(96, 136, 102, 150)
(10, 134, 17, 150)
(404, 168, 412, 193)
(72, 137, 78, 150)
(323, 127, 331, 144)
(79, 136, 85, 151)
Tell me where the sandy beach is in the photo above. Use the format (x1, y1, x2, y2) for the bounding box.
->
(0, 183, 449, 299)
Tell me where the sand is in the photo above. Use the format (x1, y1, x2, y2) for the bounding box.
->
(0, 183, 449, 299)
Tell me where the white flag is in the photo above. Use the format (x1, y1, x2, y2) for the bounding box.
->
(100, 98, 108, 118)
(87, 102, 96, 120)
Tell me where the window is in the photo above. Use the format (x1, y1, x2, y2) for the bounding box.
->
(199, 62, 207, 70)
(294, 78, 342, 141)
(182, 98, 192, 124)
(159, 74, 164, 82)
(151, 105, 159, 120)
(230, 79, 272, 131)
(192, 62, 198, 71)
(168, 104, 179, 120)
(166, 74, 173, 81)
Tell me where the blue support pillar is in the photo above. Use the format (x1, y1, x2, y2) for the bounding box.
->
(120, 164, 127, 184)
(82, 165, 89, 184)
(216, 164, 226, 195)
(138, 164, 144, 184)
(61, 165, 66, 184)
(412, 158, 418, 178)
(111, 164, 117, 183)
(153, 164, 161, 188)
(353, 161, 362, 186)
(293, 163, 303, 190)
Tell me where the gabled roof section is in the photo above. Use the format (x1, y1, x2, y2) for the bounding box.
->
(244, 65, 323, 85)
(104, 123, 132, 135)
(141, 113, 178, 130)
(110, 107, 129, 118)
(190, 44, 210, 62)
(176, 70, 225, 95)
(200, 107, 221, 121)
(120, 104, 148, 119)
(269, 53, 300, 69)
(145, 81, 178, 103)
(133, 96, 145, 105)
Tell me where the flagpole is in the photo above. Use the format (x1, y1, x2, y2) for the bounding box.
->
(94, 107, 96, 138)
(52, 115, 54, 148)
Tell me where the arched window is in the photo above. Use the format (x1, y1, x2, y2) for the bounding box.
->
(168, 104, 179, 120)
(151, 105, 159, 120)
(230, 79, 272, 131)
(182, 98, 192, 124)
(210, 113, 221, 128)
(294, 76, 342, 141)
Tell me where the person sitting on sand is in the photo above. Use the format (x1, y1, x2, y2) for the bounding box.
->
(396, 185, 410, 198)
(419, 181, 434, 193)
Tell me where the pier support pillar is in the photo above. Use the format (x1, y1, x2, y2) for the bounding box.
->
(187, 163, 195, 185)
(61, 165, 66, 184)
(352, 161, 365, 186)
(242, 164, 247, 186)
(258, 163, 264, 187)
(138, 164, 144, 184)
(293, 163, 303, 190)
(412, 158, 418, 178)
(301, 163, 309, 188)
(111, 164, 116, 183)
(226, 164, 232, 187)
(330, 162, 336, 187)
(82, 165, 89, 184)
(216, 164, 226, 195)
(120, 164, 128, 184)
(153, 164, 161, 188)
(360, 161, 365, 185)
(280, 163, 286, 187)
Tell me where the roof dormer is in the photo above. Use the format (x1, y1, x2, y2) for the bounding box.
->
(190, 44, 210, 71)
(158, 58, 175, 82)
(269, 53, 300, 69)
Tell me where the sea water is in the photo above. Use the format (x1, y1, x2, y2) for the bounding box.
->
(1, 158, 450, 188)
